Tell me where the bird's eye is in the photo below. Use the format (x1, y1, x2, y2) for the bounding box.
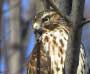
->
(42, 17, 50, 23)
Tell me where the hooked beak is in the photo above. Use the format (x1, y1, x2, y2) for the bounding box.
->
(33, 23, 43, 35)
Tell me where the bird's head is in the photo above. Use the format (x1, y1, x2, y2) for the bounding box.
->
(32, 10, 61, 35)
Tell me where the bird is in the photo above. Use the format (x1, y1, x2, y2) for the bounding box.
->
(26, 10, 89, 74)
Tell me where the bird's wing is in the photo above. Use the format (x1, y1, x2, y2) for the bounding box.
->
(26, 42, 50, 74)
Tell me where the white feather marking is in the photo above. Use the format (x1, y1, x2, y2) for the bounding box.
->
(41, 12, 55, 19)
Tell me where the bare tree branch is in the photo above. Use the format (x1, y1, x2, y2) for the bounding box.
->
(47, 0, 71, 23)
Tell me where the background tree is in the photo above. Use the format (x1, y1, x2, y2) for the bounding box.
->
(0, 0, 5, 73)
(0, 0, 3, 60)
(6, 0, 24, 74)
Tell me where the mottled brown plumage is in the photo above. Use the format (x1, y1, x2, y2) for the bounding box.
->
(27, 10, 88, 74)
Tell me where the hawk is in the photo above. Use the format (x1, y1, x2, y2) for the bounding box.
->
(27, 10, 89, 74)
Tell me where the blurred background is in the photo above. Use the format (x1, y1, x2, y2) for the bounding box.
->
(0, 0, 36, 74)
(0, 0, 90, 74)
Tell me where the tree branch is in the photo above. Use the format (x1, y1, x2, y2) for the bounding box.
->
(46, 0, 71, 23)
(65, 0, 85, 74)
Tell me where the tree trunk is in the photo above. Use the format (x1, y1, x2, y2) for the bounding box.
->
(65, 0, 85, 74)
(0, 0, 3, 73)
(0, 0, 3, 59)
(7, 0, 23, 74)
(51, 0, 72, 15)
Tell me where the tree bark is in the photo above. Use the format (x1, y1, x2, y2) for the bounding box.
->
(0, 0, 3, 59)
(51, 0, 72, 15)
(65, 0, 85, 74)
(59, 0, 72, 15)
(7, 0, 23, 74)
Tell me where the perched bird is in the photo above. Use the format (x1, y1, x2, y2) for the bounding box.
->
(27, 10, 89, 74)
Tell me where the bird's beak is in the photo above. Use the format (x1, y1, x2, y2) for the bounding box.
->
(33, 23, 41, 31)
(33, 23, 43, 35)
